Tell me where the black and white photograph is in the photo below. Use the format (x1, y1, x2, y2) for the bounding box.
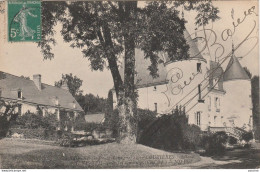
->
(0, 0, 259, 169)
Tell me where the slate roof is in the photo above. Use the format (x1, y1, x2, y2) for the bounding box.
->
(0, 71, 83, 112)
(84, 113, 105, 123)
(223, 55, 250, 81)
(133, 49, 168, 87)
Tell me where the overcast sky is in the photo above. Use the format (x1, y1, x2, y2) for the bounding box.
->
(0, 1, 258, 98)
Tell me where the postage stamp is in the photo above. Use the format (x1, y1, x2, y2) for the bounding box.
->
(8, 0, 41, 42)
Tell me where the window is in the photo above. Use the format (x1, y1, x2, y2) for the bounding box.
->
(195, 112, 201, 126)
(229, 119, 234, 126)
(197, 63, 202, 73)
(213, 78, 218, 89)
(18, 90, 22, 99)
(214, 116, 217, 125)
(154, 103, 157, 113)
(54, 97, 59, 106)
(73, 101, 76, 109)
(208, 96, 211, 111)
(215, 97, 220, 112)
(198, 84, 204, 103)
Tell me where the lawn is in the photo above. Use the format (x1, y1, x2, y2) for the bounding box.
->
(0, 138, 200, 168)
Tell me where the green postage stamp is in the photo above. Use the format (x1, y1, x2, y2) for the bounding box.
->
(8, 0, 41, 42)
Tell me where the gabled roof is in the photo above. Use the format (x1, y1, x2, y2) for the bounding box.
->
(84, 113, 105, 124)
(0, 71, 83, 112)
(223, 55, 250, 81)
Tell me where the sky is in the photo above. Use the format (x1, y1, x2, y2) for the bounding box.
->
(0, 1, 259, 98)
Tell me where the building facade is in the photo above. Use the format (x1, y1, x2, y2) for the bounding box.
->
(0, 72, 84, 131)
(110, 30, 253, 133)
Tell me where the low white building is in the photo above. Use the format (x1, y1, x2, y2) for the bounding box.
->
(110, 30, 253, 134)
(0, 72, 84, 131)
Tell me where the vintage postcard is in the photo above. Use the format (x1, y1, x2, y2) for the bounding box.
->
(0, 0, 259, 170)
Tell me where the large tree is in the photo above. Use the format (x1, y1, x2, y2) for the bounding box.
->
(39, 1, 219, 144)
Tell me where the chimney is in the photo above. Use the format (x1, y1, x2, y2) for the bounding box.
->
(33, 74, 41, 90)
(61, 79, 69, 90)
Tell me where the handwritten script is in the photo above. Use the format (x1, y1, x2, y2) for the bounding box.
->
(162, 6, 258, 111)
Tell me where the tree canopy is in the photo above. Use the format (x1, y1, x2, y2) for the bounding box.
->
(40, 1, 220, 143)
(55, 73, 83, 97)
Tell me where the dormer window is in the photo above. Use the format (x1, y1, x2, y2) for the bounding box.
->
(18, 90, 22, 99)
(55, 97, 59, 106)
(73, 101, 76, 109)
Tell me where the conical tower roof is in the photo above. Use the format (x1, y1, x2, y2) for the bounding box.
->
(223, 55, 250, 81)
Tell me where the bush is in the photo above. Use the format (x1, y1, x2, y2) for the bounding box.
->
(228, 136, 238, 145)
(182, 125, 202, 150)
(201, 131, 228, 155)
(0, 115, 12, 138)
(104, 109, 120, 138)
(11, 112, 58, 130)
(242, 131, 253, 143)
(8, 128, 60, 141)
(8, 112, 59, 140)
(138, 107, 202, 152)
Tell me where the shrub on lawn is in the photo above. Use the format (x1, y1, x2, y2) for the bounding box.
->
(228, 136, 238, 145)
(11, 111, 58, 130)
(8, 112, 60, 140)
(242, 131, 253, 143)
(138, 107, 203, 152)
(200, 131, 228, 155)
(0, 115, 12, 138)
(182, 124, 202, 150)
(104, 109, 120, 138)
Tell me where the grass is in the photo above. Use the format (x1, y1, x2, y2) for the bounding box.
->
(0, 138, 200, 168)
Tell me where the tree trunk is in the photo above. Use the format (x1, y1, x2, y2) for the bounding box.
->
(117, 2, 137, 144)
(100, 2, 138, 144)
(117, 93, 136, 144)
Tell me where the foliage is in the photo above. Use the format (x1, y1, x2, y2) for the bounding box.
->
(55, 73, 83, 97)
(136, 109, 157, 133)
(200, 131, 228, 155)
(76, 93, 108, 114)
(242, 131, 253, 143)
(251, 76, 260, 140)
(228, 136, 238, 145)
(182, 124, 202, 150)
(74, 122, 104, 132)
(11, 112, 58, 130)
(8, 128, 58, 141)
(39, 1, 220, 142)
(138, 107, 202, 151)
(104, 109, 120, 138)
(0, 100, 19, 138)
